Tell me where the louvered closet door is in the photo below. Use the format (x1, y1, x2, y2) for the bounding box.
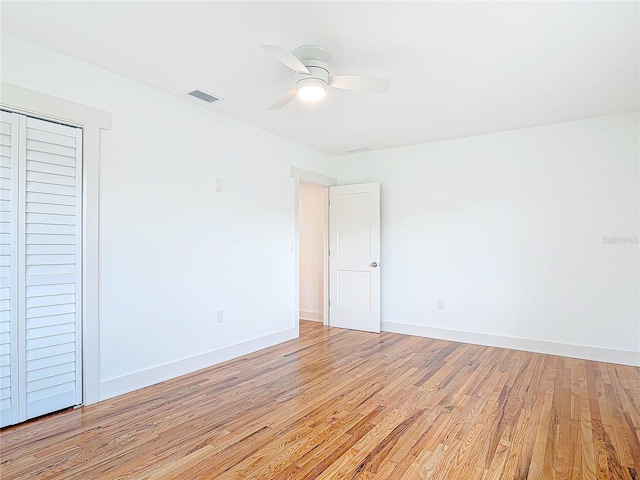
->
(20, 116, 83, 420)
(0, 111, 19, 428)
(0, 111, 83, 426)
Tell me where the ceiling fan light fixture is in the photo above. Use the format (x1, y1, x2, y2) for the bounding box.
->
(261, 43, 390, 110)
(298, 84, 326, 102)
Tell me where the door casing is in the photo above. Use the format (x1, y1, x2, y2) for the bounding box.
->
(1, 83, 110, 405)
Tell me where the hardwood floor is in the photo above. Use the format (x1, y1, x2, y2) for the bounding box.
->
(1, 321, 639, 479)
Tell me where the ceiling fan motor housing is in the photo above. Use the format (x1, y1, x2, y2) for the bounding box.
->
(293, 45, 331, 90)
(294, 60, 330, 89)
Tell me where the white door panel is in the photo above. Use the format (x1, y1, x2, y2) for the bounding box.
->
(329, 183, 380, 333)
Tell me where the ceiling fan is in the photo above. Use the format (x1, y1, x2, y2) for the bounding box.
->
(261, 44, 391, 110)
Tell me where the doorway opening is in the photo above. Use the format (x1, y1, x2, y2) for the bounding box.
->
(298, 182, 328, 327)
(291, 167, 381, 336)
(290, 166, 336, 335)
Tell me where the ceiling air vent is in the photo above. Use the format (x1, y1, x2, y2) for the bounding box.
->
(188, 90, 222, 103)
(346, 147, 371, 155)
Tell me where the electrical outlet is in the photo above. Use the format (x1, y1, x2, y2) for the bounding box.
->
(216, 310, 224, 323)
(215, 178, 223, 193)
(437, 298, 445, 309)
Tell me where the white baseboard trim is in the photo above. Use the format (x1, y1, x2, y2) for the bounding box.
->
(300, 310, 323, 322)
(382, 321, 640, 367)
(99, 328, 298, 401)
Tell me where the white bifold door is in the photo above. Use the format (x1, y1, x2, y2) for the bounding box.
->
(329, 183, 381, 333)
(0, 110, 83, 427)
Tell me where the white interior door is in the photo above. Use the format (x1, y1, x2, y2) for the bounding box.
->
(329, 183, 380, 333)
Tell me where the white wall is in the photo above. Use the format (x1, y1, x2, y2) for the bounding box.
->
(299, 183, 326, 321)
(1, 34, 338, 398)
(339, 113, 640, 365)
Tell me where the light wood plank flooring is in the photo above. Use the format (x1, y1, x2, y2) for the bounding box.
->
(1, 321, 639, 479)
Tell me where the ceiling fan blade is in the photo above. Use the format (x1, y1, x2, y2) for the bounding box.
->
(261, 45, 310, 74)
(268, 89, 298, 110)
(329, 75, 390, 93)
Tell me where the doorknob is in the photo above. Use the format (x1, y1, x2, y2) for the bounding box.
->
(371, 262, 378, 268)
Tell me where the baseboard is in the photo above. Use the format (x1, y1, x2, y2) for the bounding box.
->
(382, 321, 640, 367)
(300, 310, 323, 322)
(99, 328, 298, 401)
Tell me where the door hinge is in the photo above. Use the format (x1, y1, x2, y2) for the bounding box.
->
(328, 249, 330, 256)
(328, 300, 331, 307)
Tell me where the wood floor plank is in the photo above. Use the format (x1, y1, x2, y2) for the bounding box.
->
(1, 321, 638, 479)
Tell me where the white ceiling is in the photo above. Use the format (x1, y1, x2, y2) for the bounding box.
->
(2, 1, 638, 156)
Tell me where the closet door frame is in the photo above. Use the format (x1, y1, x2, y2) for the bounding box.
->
(1, 83, 111, 406)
